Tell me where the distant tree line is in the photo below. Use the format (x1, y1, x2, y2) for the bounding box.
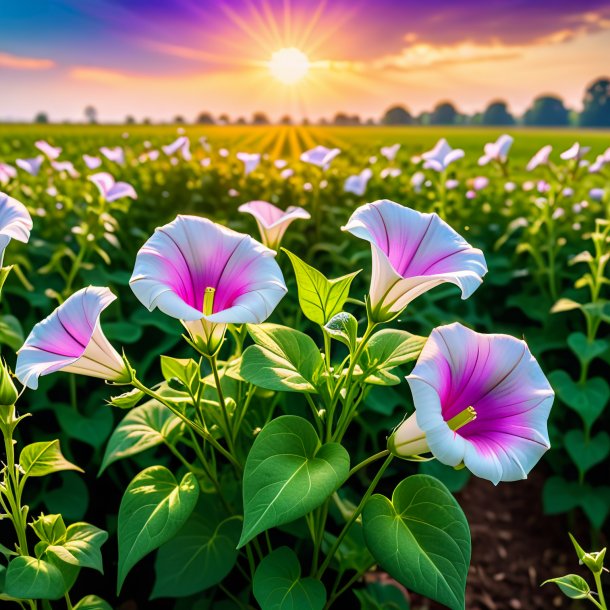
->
(30, 77, 610, 128)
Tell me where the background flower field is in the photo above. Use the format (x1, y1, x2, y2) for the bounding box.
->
(1, 123, 609, 609)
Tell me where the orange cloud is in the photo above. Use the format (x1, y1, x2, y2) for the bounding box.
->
(0, 52, 54, 70)
(69, 66, 131, 83)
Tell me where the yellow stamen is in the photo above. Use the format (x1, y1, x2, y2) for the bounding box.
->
(447, 406, 477, 432)
(203, 287, 216, 316)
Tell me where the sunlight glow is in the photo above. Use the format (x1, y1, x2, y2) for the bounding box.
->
(269, 47, 310, 84)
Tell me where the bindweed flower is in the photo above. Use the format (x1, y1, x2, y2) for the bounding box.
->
(342, 200, 487, 322)
(16, 287, 129, 390)
(162, 136, 191, 161)
(16, 156, 44, 176)
(100, 146, 125, 165)
(389, 323, 554, 484)
(280, 168, 294, 180)
(380, 167, 401, 179)
(89, 173, 137, 202)
(0, 163, 17, 185)
(129, 215, 287, 355)
(0, 193, 33, 263)
(504, 181, 516, 193)
(274, 159, 288, 169)
(589, 188, 605, 201)
(83, 154, 102, 169)
(238, 200, 310, 251)
(380, 143, 400, 162)
(478, 134, 513, 166)
(236, 152, 261, 176)
(560, 142, 590, 162)
(344, 168, 373, 196)
(526, 145, 552, 171)
(445, 179, 459, 190)
(52, 161, 79, 178)
(421, 139, 464, 172)
(472, 176, 489, 191)
(410, 171, 425, 192)
(466, 190, 476, 200)
(300, 145, 340, 169)
(35, 140, 62, 160)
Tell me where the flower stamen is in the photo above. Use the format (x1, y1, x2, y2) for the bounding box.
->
(203, 287, 216, 316)
(447, 406, 477, 432)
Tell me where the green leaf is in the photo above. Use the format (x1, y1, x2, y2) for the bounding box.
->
(56, 404, 114, 449)
(31, 514, 67, 545)
(542, 476, 582, 514)
(240, 324, 323, 393)
(239, 415, 350, 548)
(117, 466, 199, 592)
(567, 333, 608, 367)
(73, 595, 113, 610)
(19, 440, 83, 478)
(549, 370, 609, 432)
(109, 387, 145, 409)
(419, 460, 471, 493)
(542, 574, 590, 599)
(47, 523, 108, 573)
(362, 475, 470, 610)
(4, 556, 66, 600)
(362, 330, 426, 385)
(0, 314, 24, 351)
(151, 499, 241, 598)
(325, 312, 359, 353)
(99, 399, 182, 474)
(283, 248, 360, 325)
(564, 429, 610, 475)
(354, 582, 411, 610)
(253, 547, 326, 610)
(160, 356, 200, 393)
(45, 472, 89, 521)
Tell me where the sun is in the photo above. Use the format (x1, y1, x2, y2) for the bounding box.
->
(269, 47, 310, 85)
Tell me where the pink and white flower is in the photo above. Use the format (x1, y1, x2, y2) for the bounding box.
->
(421, 139, 464, 172)
(389, 323, 554, 484)
(100, 146, 125, 166)
(526, 145, 552, 171)
(83, 154, 102, 170)
(162, 136, 191, 161)
(560, 142, 590, 162)
(342, 200, 486, 322)
(52, 161, 79, 178)
(238, 200, 310, 251)
(0, 193, 33, 262)
(236, 152, 261, 175)
(16, 156, 44, 176)
(35, 140, 62, 160)
(16, 287, 129, 389)
(0, 163, 17, 185)
(479, 134, 513, 166)
(129, 215, 287, 354)
(300, 145, 341, 169)
(89, 173, 137, 202)
(344, 168, 373, 196)
(380, 143, 400, 162)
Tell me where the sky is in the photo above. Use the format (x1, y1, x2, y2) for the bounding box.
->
(1, 0, 610, 122)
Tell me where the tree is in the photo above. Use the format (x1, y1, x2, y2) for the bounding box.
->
(580, 78, 610, 127)
(142, 117, 152, 125)
(429, 102, 458, 125)
(196, 112, 215, 124)
(279, 114, 292, 125)
(34, 112, 49, 124)
(84, 105, 98, 124)
(252, 112, 270, 125)
(173, 115, 186, 124)
(301, 117, 310, 126)
(125, 115, 136, 125)
(218, 113, 230, 125)
(482, 100, 515, 126)
(236, 117, 247, 125)
(523, 95, 569, 126)
(381, 105, 414, 125)
(333, 112, 360, 126)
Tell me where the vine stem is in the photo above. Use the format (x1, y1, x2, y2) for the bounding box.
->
(316, 454, 394, 579)
(207, 353, 235, 452)
(594, 572, 607, 610)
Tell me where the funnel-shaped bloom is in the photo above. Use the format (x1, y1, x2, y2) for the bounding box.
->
(380, 143, 400, 162)
(479, 134, 513, 166)
(35, 140, 62, 160)
(300, 145, 340, 169)
(236, 152, 260, 176)
(343, 200, 486, 321)
(83, 154, 102, 170)
(162, 136, 191, 160)
(16, 287, 129, 390)
(389, 323, 554, 484)
(344, 168, 373, 196)
(0, 193, 33, 263)
(52, 161, 79, 178)
(16, 156, 44, 176)
(422, 139, 464, 172)
(526, 145, 552, 171)
(0, 163, 17, 185)
(560, 142, 590, 162)
(129, 215, 287, 354)
(89, 172, 137, 202)
(100, 146, 125, 165)
(238, 200, 310, 251)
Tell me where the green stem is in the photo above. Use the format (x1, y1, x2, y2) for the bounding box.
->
(68, 375, 77, 410)
(594, 572, 607, 610)
(317, 454, 394, 579)
(207, 354, 235, 452)
(348, 450, 390, 479)
(64, 592, 74, 610)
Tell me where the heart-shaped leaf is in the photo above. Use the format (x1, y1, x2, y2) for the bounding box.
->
(4, 556, 66, 600)
(117, 466, 199, 592)
(564, 429, 610, 475)
(241, 324, 324, 393)
(74, 595, 113, 610)
(363, 475, 470, 610)
(542, 574, 590, 599)
(253, 547, 326, 610)
(239, 415, 350, 547)
(19, 440, 83, 479)
(151, 499, 241, 599)
(283, 248, 359, 325)
(46, 523, 108, 573)
(99, 399, 182, 474)
(567, 333, 608, 367)
(549, 370, 608, 432)
(325, 312, 358, 353)
(543, 476, 582, 514)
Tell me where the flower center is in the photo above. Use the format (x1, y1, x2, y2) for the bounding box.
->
(203, 286, 216, 316)
(447, 406, 477, 432)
